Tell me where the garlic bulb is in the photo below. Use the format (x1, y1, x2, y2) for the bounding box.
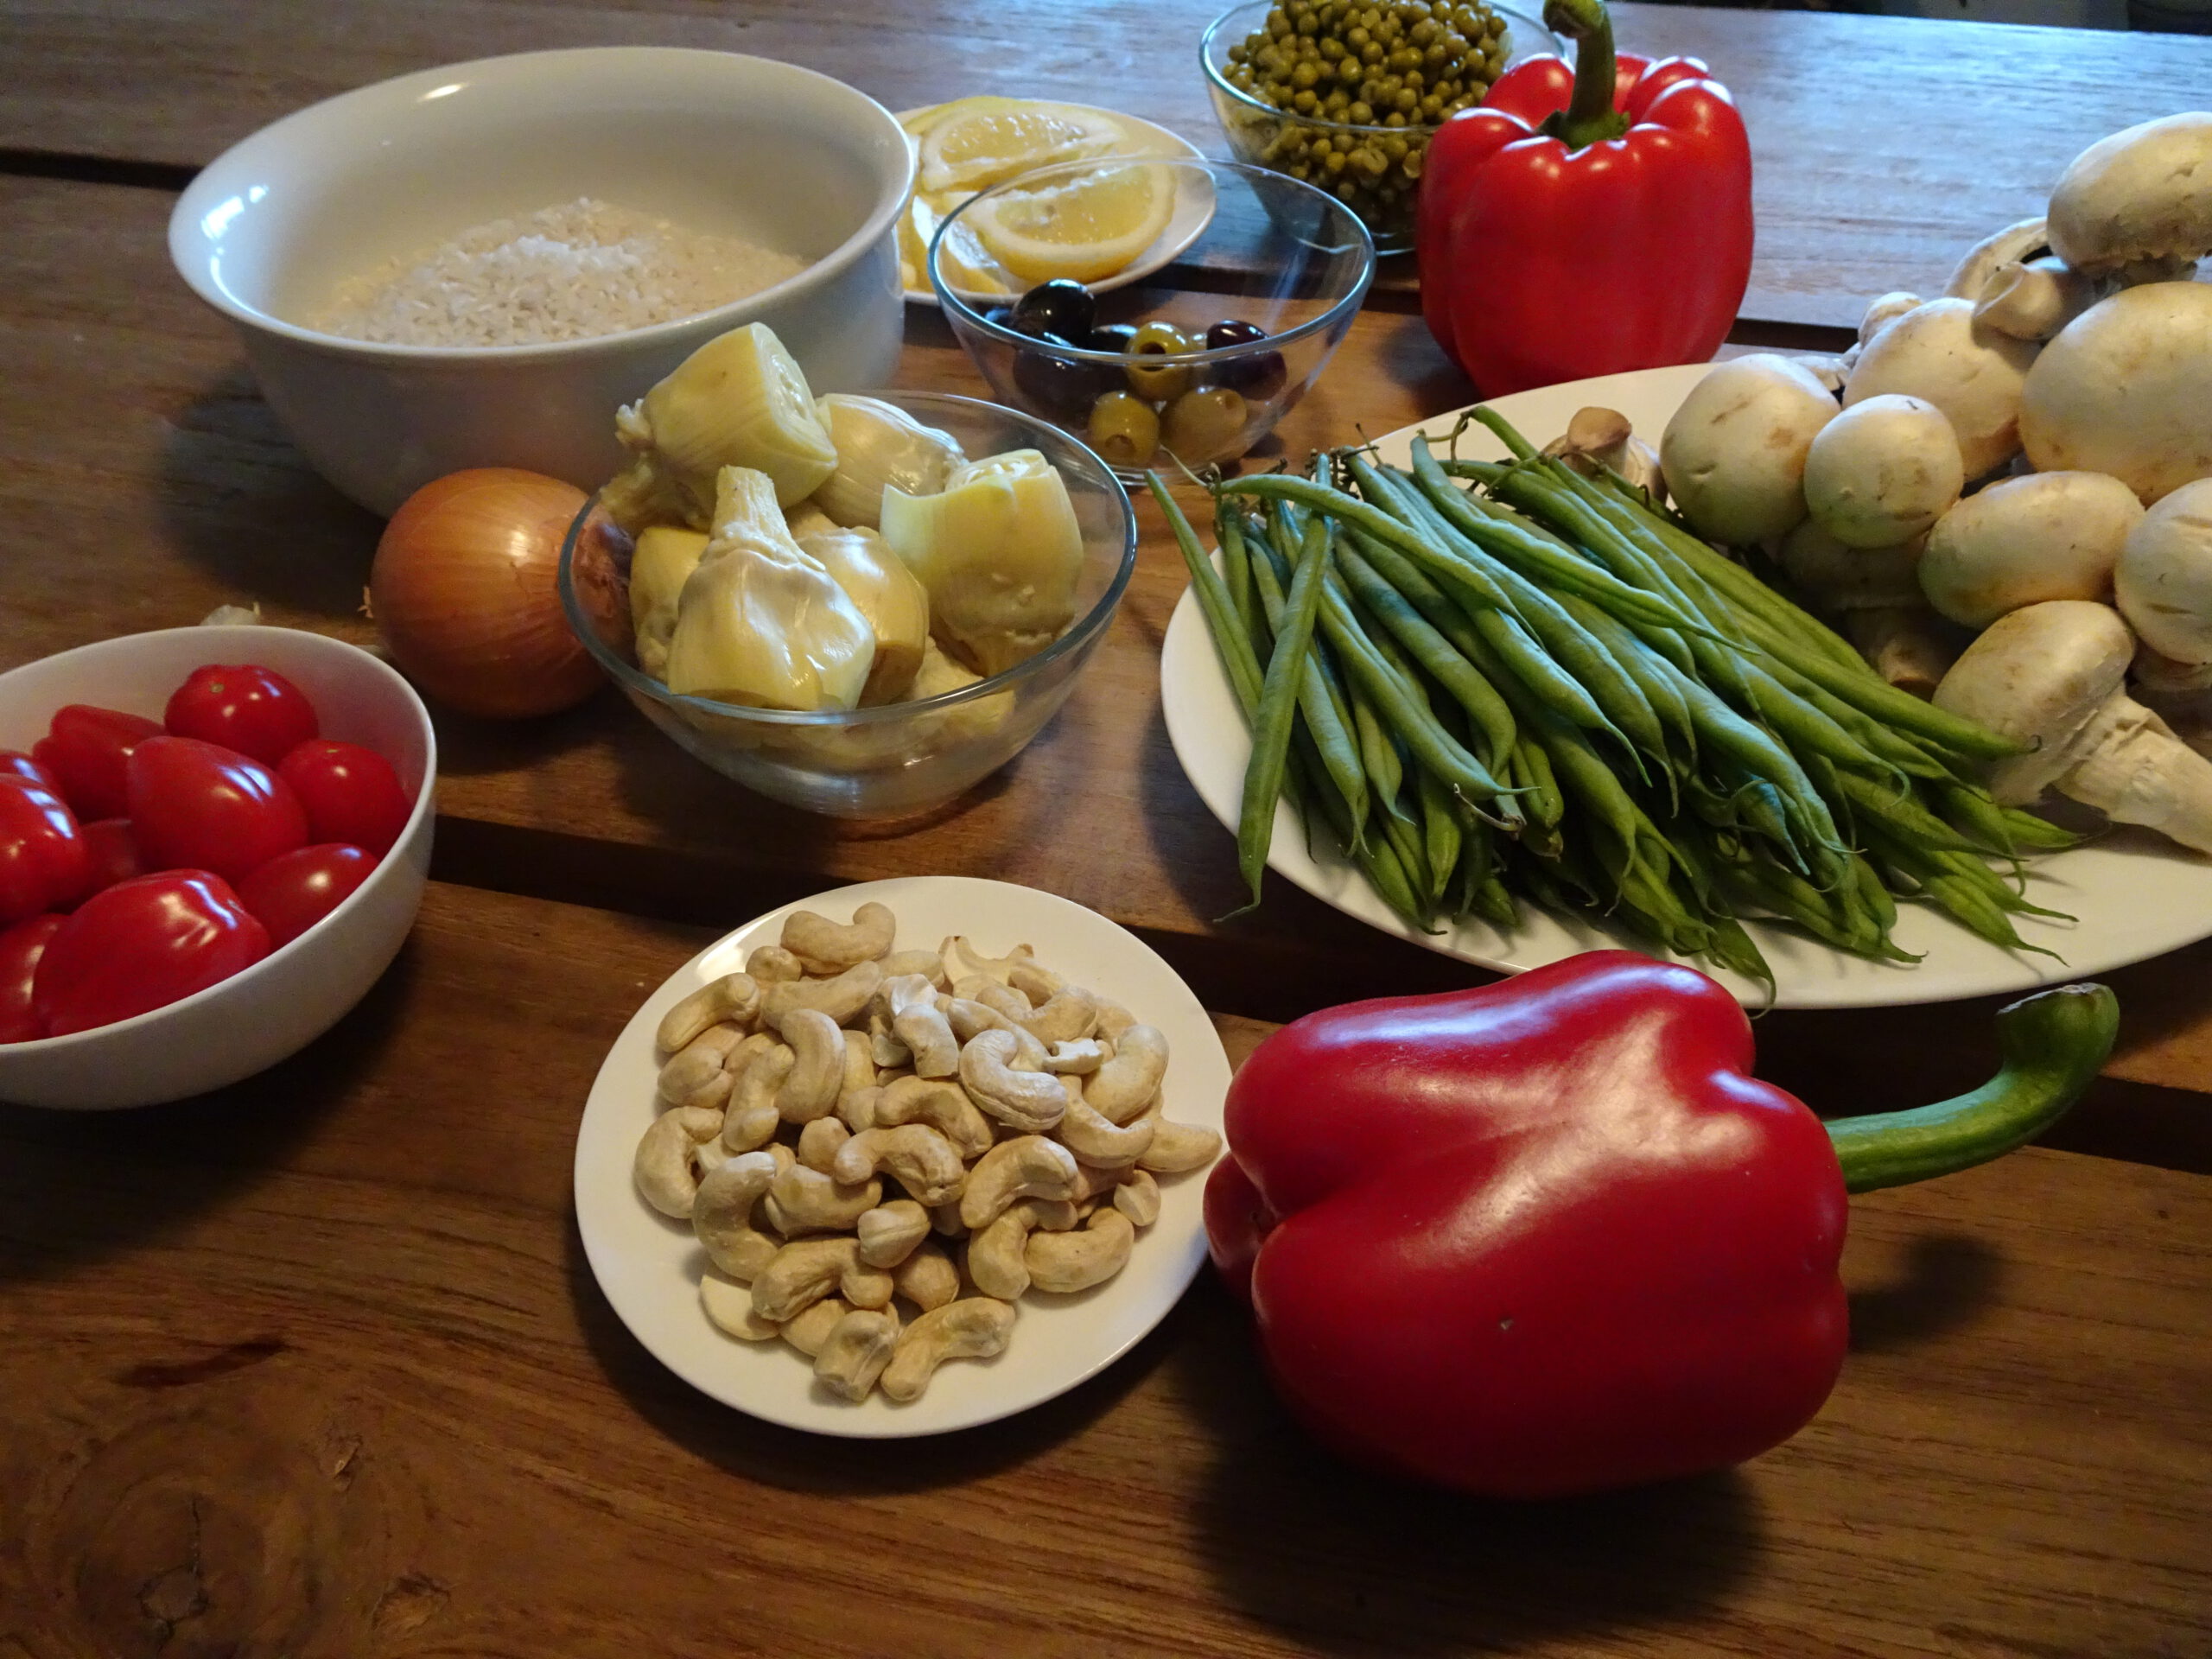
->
(797, 526, 931, 706)
(630, 524, 712, 680)
(664, 466, 875, 711)
(880, 453, 1084, 677)
(810, 395, 966, 530)
(602, 323, 839, 531)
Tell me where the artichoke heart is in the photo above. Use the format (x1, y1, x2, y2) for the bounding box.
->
(811, 395, 967, 530)
(879, 454, 1084, 678)
(601, 322, 838, 531)
(630, 525, 712, 681)
(664, 465, 875, 711)
(797, 526, 931, 706)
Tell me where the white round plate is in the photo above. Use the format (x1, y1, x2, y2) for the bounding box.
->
(1161, 362, 2212, 1010)
(574, 875, 1231, 1435)
(897, 105, 1214, 306)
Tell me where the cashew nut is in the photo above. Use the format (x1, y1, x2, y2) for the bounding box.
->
(634, 1105, 726, 1218)
(701, 1268, 780, 1340)
(866, 1008, 912, 1069)
(1043, 1039, 1107, 1075)
(840, 1028, 876, 1103)
(927, 1201, 968, 1239)
(940, 935, 1033, 985)
(746, 944, 804, 985)
(764, 1157, 881, 1236)
(883, 974, 960, 1077)
(1025, 1207, 1136, 1294)
(1135, 1108, 1223, 1175)
(656, 1023, 743, 1109)
(880, 1298, 1017, 1402)
(880, 949, 946, 988)
(657, 973, 760, 1052)
(941, 997, 1052, 1071)
(965, 1198, 1078, 1299)
(1113, 1167, 1162, 1229)
(781, 1296, 849, 1357)
(833, 1123, 968, 1206)
(1007, 960, 1065, 1005)
(855, 1199, 931, 1268)
(781, 901, 897, 977)
(1091, 998, 1136, 1042)
(1019, 987, 1098, 1046)
(774, 1007, 847, 1123)
(1055, 1091, 1156, 1170)
(721, 1042, 791, 1151)
(959, 1135, 1080, 1229)
(892, 1238, 961, 1310)
(813, 1306, 901, 1401)
(959, 1027, 1068, 1134)
(1084, 1025, 1169, 1124)
(1069, 1158, 1123, 1204)
(838, 1084, 882, 1134)
(797, 1116, 850, 1173)
(962, 980, 1033, 1022)
(760, 960, 884, 1029)
(874, 1075, 994, 1160)
(753, 1237, 891, 1321)
(692, 1149, 782, 1280)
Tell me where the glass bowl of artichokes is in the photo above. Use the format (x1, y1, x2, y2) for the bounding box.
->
(558, 327, 1138, 819)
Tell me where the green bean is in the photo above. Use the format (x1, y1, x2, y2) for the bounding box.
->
(1232, 505, 1332, 912)
(1935, 784, 2084, 854)
(1152, 473, 1263, 717)
(1245, 512, 1370, 842)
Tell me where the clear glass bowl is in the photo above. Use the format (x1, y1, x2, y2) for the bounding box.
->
(556, 391, 1138, 821)
(932, 157, 1374, 479)
(1200, 0, 1564, 255)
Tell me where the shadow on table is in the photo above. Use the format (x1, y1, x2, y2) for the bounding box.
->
(1169, 1276, 1763, 1656)
(0, 938, 417, 1280)
(561, 1207, 1187, 1496)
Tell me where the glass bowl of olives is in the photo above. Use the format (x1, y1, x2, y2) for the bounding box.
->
(931, 157, 1375, 479)
(1201, 0, 1562, 254)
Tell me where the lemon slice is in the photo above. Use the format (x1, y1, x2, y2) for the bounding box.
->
(965, 163, 1174, 285)
(918, 102, 1129, 196)
(926, 200, 1017, 296)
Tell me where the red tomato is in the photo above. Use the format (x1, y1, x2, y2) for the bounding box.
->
(126, 735, 308, 884)
(79, 817, 146, 894)
(0, 912, 66, 1041)
(276, 740, 412, 855)
(33, 870, 270, 1036)
(0, 750, 60, 794)
(164, 664, 321, 766)
(33, 705, 163, 820)
(237, 842, 375, 947)
(0, 776, 92, 925)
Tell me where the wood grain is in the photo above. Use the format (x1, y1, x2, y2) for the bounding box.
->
(0, 881, 2205, 1658)
(2, 3, 2207, 330)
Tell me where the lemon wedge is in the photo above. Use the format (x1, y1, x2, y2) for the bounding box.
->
(918, 102, 1129, 196)
(965, 163, 1174, 285)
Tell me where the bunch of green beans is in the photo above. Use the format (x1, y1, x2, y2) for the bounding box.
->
(1153, 413, 2078, 990)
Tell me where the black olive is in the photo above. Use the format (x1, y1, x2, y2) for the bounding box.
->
(1205, 320, 1269, 350)
(1014, 345, 1118, 421)
(1086, 323, 1140, 354)
(1215, 346, 1289, 402)
(1011, 279, 1097, 341)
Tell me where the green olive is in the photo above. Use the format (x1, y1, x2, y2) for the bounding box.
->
(1125, 321, 1197, 401)
(1087, 391, 1160, 468)
(1160, 386, 1251, 465)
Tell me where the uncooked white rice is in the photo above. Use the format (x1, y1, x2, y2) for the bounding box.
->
(312, 197, 810, 347)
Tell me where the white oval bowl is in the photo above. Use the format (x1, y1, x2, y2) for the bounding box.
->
(0, 627, 435, 1109)
(169, 48, 916, 515)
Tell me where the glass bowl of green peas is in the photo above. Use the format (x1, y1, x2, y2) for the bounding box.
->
(1202, 0, 1563, 254)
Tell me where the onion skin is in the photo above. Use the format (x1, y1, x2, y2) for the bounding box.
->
(372, 468, 604, 719)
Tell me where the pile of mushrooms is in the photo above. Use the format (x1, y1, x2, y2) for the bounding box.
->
(1646, 110, 2212, 854)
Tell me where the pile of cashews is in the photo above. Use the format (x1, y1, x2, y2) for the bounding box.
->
(632, 900, 1224, 1404)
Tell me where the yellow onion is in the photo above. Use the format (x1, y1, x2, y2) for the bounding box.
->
(371, 467, 605, 718)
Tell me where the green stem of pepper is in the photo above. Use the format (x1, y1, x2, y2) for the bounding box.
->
(1538, 0, 1632, 151)
(1825, 982, 2117, 1193)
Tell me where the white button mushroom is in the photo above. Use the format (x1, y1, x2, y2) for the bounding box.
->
(1932, 599, 2212, 854)
(1919, 471, 2145, 628)
(1802, 395, 1965, 550)
(1773, 520, 1956, 696)
(2115, 479, 2212, 672)
(2045, 111, 2212, 285)
(1658, 354, 1838, 546)
(1842, 297, 2039, 480)
(2018, 282, 2212, 505)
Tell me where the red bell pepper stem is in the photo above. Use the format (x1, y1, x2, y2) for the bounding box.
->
(1538, 0, 1632, 150)
(1827, 982, 2118, 1193)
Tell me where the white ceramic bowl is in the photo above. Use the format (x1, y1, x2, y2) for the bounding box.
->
(170, 48, 916, 516)
(0, 626, 435, 1109)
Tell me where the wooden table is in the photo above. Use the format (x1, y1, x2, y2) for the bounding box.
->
(2, 5, 2208, 1655)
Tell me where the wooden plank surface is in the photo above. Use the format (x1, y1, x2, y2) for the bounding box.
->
(0, 880, 2205, 1658)
(3, 3, 2208, 331)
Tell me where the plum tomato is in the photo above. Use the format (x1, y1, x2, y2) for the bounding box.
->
(0, 776, 92, 925)
(79, 818, 145, 895)
(0, 750, 60, 794)
(0, 912, 66, 1042)
(276, 740, 411, 856)
(237, 843, 374, 948)
(126, 735, 308, 885)
(32, 705, 162, 821)
(32, 869, 270, 1037)
(164, 664, 320, 766)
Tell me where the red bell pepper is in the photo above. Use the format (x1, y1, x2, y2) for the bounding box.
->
(1416, 0, 1753, 397)
(1205, 951, 2116, 1499)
